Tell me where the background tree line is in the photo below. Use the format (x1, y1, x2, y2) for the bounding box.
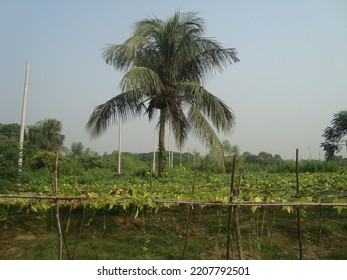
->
(1, 118, 346, 191)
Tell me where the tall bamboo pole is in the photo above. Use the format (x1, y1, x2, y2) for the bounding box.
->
(18, 61, 30, 176)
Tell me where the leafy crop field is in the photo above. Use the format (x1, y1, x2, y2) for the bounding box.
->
(0, 170, 346, 259)
(2, 170, 346, 209)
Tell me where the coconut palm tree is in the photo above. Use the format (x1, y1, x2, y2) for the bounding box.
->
(27, 118, 65, 191)
(28, 118, 65, 152)
(87, 11, 239, 176)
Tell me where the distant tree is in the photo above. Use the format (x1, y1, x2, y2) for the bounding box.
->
(243, 152, 259, 164)
(86, 11, 239, 176)
(222, 140, 233, 156)
(28, 119, 65, 152)
(258, 151, 273, 163)
(273, 154, 283, 162)
(0, 123, 20, 140)
(321, 110, 347, 160)
(0, 123, 21, 187)
(27, 119, 64, 192)
(70, 142, 84, 159)
(222, 140, 240, 156)
(221, 140, 242, 172)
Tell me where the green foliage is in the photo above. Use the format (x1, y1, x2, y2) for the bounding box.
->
(321, 110, 347, 160)
(0, 123, 20, 140)
(0, 123, 21, 189)
(1, 170, 346, 215)
(30, 150, 56, 170)
(27, 118, 65, 152)
(0, 139, 19, 189)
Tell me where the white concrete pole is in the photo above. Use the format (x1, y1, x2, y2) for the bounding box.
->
(18, 61, 30, 176)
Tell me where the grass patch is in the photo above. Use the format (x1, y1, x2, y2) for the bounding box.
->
(0, 205, 346, 260)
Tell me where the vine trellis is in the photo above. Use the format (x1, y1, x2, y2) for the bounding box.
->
(1, 194, 347, 207)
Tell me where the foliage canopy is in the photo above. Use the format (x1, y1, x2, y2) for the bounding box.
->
(321, 110, 347, 160)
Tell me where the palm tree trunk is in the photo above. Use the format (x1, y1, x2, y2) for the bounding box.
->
(158, 111, 166, 177)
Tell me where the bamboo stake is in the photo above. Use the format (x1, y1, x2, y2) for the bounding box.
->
(318, 205, 323, 244)
(226, 155, 236, 260)
(296, 148, 303, 260)
(56, 201, 63, 259)
(234, 170, 243, 259)
(181, 205, 192, 259)
(182, 165, 197, 259)
(234, 205, 243, 259)
(147, 165, 153, 231)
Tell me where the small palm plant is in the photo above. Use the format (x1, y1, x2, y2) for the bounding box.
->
(87, 11, 239, 176)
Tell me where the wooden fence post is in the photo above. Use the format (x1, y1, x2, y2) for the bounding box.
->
(296, 148, 303, 260)
(226, 156, 236, 259)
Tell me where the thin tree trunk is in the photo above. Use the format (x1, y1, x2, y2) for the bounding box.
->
(54, 147, 59, 193)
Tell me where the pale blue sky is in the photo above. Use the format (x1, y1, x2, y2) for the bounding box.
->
(1, 0, 346, 159)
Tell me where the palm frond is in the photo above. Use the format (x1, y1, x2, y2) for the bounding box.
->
(86, 92, 143, 138)
(120, 67, 164, 95)
(188, 106, 225, 168)
(102, 35, 150, 71)
(178, 83, 235, 132)
(183, 38, 239, 83)
(167, 106, 189, 148)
